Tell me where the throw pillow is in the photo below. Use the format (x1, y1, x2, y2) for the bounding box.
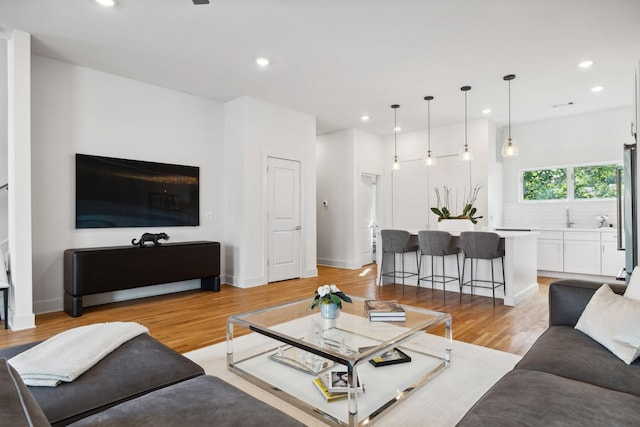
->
(575, 284, 640, 364)
(624, 265, 640, 302)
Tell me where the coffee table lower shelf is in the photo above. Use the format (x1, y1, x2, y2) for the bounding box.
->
(227, 333, 449, 426)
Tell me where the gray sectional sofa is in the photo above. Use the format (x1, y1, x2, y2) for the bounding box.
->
(458, 278, 640, 426)
(0, 334, 304, 426)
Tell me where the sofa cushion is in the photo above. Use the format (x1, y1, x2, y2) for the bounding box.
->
(68, 375, 306, 427)
(516, 326, 640, 397)
(457, 369, 640, 426)
(0, 358, 50, 427)
(575, 284, 640, 364)
(3, 334, 204, 426)
(548, 279, 626, 327)
(625, 265, 640, 301)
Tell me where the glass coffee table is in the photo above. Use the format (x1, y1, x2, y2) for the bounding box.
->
(227, 296, 452, 426)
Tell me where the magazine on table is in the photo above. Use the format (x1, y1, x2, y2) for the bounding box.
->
(320, 368, 364, 393)
(368, 347, 412, 367)
(368, 315, 406, 322)
(364, 300, 406, 318)
(312, 377, 347, 402)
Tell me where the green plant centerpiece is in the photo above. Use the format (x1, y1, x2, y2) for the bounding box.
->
(431, 183, 484, 224)
(309, 284, 353, 310)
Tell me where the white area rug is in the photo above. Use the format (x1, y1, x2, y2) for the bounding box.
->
(185, 333, 521, 426)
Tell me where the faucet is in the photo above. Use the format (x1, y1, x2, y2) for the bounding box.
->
(596, 215, 609, 228)
(565, 207, 574, 228)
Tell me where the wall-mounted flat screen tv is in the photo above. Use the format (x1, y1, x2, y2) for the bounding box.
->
(76, 154, 199, 228)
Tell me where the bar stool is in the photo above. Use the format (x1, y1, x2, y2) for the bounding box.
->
(378, 230, 419, 293)
(459, 231, 505, 306)
(417, 230, 461, 300)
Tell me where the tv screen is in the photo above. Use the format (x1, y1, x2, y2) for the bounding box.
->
(76, 154, 199, 228)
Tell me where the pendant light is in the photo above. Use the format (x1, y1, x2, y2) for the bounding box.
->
(459, 86, 473, 161)
(391, 104, 400, 170)
(423, 96, 436, 166)
(501, 74, 519, 157)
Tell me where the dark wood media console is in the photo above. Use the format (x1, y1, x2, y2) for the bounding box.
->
(64, 241, 220, 317)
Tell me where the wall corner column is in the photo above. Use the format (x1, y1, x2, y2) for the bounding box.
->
(7, 29, 35, 330)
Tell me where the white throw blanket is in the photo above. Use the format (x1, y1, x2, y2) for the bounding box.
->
(9, 322, 148, 387)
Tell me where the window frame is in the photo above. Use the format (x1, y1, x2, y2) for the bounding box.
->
(519, 161, 622, 203)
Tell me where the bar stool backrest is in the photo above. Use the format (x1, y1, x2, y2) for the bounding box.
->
(381, 229, 412, 253)
(460, 232, 503, 259)
(418, 230, 457, 256)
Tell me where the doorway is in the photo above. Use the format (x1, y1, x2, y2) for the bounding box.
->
(267, 157, 302, 282)
(359, 173, 378, 266)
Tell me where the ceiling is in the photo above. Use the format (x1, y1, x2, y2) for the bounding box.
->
(1, 0, 639, 136)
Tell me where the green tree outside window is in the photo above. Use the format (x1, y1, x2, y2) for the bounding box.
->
(523, 168, 567, 201)
(574, 165, 619, 199)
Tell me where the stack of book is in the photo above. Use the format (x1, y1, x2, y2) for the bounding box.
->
(364, 300, 406, 322)
(313, 369, 363, 402)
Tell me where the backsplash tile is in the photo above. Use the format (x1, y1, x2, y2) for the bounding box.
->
(503, 201, 618, 229)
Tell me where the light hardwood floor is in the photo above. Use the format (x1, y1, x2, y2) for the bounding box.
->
(0, 265, 556, 356)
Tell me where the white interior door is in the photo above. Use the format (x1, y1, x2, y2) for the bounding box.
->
(359, 174, 375, 266)
(268, 157, 301, 282)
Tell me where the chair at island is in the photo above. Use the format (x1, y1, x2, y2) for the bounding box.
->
(378, 229, 419, 293)
(459, 231, 505, 306)
(417, 230, 461, 300)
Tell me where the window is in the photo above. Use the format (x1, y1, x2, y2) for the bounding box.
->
(574, 164, 618, 199)
(521, 163, 620, 202)
(522, 168, 567, 201)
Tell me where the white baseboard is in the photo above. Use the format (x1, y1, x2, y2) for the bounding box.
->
(302, 267, 318, 278)
(538, 270, 622, 284)
(317, 258, 360, 270)
(9, 310, 36, 330)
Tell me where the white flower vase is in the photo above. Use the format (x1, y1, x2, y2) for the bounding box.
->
(438, 219, 475, 232)
(321, 302, 340, 319)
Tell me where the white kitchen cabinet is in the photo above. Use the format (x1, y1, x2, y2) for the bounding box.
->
(563, 231, 601, 275)
(537, 231, 563, 271)
(601, 232, 625, 277)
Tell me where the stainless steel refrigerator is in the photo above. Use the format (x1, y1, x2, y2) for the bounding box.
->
(617, 63, 640, 283)
(618, 143, 637, 282)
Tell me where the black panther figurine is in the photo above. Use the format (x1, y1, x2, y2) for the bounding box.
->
(131, 232, 170, 247)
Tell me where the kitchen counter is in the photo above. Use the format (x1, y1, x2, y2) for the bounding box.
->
(498, 226, 617, 232)
(377, 229, 539, 307)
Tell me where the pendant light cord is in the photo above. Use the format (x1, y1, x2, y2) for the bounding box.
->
(394, 108, 398, 156)
(464, 90, 468, 149)
(427, 100, 431, 152)
(508, 79, 512, 140)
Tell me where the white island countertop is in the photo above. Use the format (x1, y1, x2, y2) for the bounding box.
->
(379, 230, 539, 306)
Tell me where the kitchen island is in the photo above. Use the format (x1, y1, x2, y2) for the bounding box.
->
(377, 230, 539, 306)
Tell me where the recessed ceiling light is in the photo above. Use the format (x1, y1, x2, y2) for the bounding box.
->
(394, 126, 401, 132)
(255, 57, 270, 67)
(96, 0, 116, 7)
(579, 60, 594, 68)
(481, 108, 492, 114)
(591, 86, 604, 92)
(361, 115, 370, 122)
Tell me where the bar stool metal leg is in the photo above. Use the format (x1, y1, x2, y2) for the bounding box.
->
(2, 288, 7, 329)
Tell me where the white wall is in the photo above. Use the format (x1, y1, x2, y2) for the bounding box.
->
(316, 128, 386, 269)
(8, 30, 35, 329)
(316, 129, 355, 268)
(383, 119, 492, 232)
(30, 56, 226, 313)
(502, 107, 632, 229)
(224, 96, 317, 287)
(352, 129, 386, 264)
